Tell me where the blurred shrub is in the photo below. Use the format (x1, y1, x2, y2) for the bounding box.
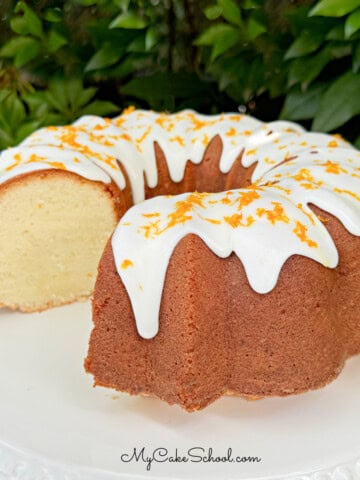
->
(0, 0, 359, 149)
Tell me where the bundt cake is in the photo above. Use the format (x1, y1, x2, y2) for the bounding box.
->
(1, 108, 359, 412)
(84, 109, 360, 411)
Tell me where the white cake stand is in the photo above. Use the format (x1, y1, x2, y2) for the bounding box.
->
(0, 302, 359, 480)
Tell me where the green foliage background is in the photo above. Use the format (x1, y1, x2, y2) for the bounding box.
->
(0, 0, 359, 150)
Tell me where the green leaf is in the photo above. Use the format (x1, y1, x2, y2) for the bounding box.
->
(6, 93, 26, 128)
(204, 5, 223, 20)
(247, 15, 266, 40)
(0, 37, 33, 57)
(128, 35, 146, 53)
(353, 41, 360, 71)
(243, 0, 262, 8)
(345, 8, 360, 37)
(195, 24, 237, 46)
(0, 90, 10, 103)
(285, 30, 324, 59)
(13, 1, 43, 38)
(42, 113, 67, 126)
(354, 136, 360, 149)
(85, 43, 124, 71)
(218, 0, 242, 26)
(210, 26, 240, 60)
(309, 0, 360, 17)
(114, 0, 131, 10)
(326, 24, 344, 40)
(121, 72, 212, 109)
(329, 43, 352, 58)
(14, 40, 40, 67)
(23, 91, 49, 117)
(145, 26, 160, 50)
(43, 8, 62, 23)
(245, 57, 264, 95)
(45, 78, 69, 113)
(110, 53, 149, 78)
(76, 87, 98, 109)
(10, 16, 30, 35)
(208, 56, 247, 91)
(109, 12, 147, 29)
(280, 83, 327, 120)
(312, 71, 360, 131)
(48, 29, 67, 53)
(64, 78, 83, 110)
(288, 47, 332, 87)
(0, 128, 14, 149)
(0, 37, 40, 66)
(81, 100, 119, 116)
(16, 121, 41, 143)
(88, 22, 138, 46)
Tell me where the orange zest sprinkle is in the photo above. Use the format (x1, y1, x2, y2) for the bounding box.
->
(229, 115, 243, 122)
(202, 133, 209, 146)
(138, 220, 161, 239)
(271, 184, 292, 195)
(316, 214, 329, 224)
(246, 148, 257, 156)
(25, 154, 48, 163)
(293, 221, 317, 248)
(120, 133, 131, 141)
(332, 133, 344, 140)
(93, 123, 108, 131)
(225, 127, 236, 137)
(5, 152, 23, 171)
(236, 189, 260, 210)
(136, 126, 152, 150)
(142, 212, 161, 218)
(169, 135, 185, 147)
(165, 193, 205, 229)
(156, 116, 175, 132)
(256, 201, 289, 225)
(327, 140, 338, 148)
(202, 217, 222, 225)
(321, 160, 347, 175)
(121, 259, 134, 269)
(185, 112, 217, 130)
(113, 117, 125, 127)
(264, 157, 276, 164)
(333, 187, 360, 202)
(297, 203, 315, 225)
(293, 168, 315, 182)
(46, 161, 66, 169)
(122, 105, 136, 115)
(300, 182, 322, 190)
(223, 213, 254, 228)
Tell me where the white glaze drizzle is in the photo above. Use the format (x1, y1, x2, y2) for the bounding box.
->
(112, 147, 360, 338)
(0, 108, 359, 339)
